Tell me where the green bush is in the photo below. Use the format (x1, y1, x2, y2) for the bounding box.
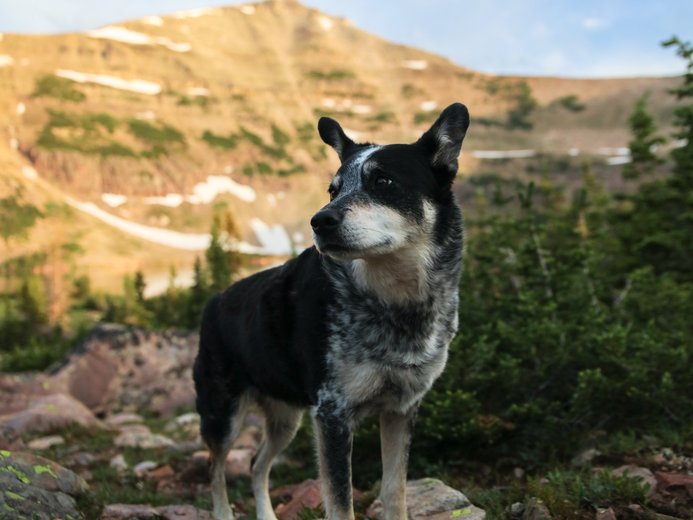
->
(554, 94, 586, 112)
(37, 109, 134, 157)
(202, 130, 239, 150)
(307, 69, 355, 81)
(32, 74, 86, 102)
(402, 178, 693, 469)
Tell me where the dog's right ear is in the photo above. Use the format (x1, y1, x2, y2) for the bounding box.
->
(318, 117, 355, 162)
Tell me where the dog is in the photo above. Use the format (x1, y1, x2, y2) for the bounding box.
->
(193, 102, 470, 520)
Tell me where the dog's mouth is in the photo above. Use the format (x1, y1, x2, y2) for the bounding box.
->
(315, 236, 395, 259)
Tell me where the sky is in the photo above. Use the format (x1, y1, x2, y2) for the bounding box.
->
(0, 0, 690, 78)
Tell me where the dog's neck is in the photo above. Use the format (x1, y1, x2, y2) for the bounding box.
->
(349, 245, 434, 304)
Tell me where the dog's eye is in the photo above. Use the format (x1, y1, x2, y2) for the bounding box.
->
(328, 186, 337, 201)
(375, 175, 393, 186)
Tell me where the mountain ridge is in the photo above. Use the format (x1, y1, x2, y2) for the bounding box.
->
(0, 0, 680, 290)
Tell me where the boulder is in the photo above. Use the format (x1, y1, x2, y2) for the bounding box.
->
(0, 393, 101, 443)
(100, 504, 213, 520)
(367, 478, 485, 520)
(114, 425, 175, 449)
(274, 479, 324, 520)
(27, 435, 65, 451)
(0, 450, 89, 520)
(522, 498, 552, 520)
(190, 448, 253, 478)
(22, 324, 198, 417)
(612, 465, 657, 497)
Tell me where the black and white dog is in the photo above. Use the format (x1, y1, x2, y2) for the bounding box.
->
(193, 103, 470, 520)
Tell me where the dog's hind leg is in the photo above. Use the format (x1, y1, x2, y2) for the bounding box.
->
(253, 398, 303, 520)
(194, 295, 250, 520)
(203, 393, 250, 520)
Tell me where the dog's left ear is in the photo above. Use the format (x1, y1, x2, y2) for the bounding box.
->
(416, 103, 470, 182)
(318, 116, 356, 162)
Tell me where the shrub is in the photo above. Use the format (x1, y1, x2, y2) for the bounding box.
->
(307, 69, 355, 81)
(202, 130, 239, 150)
(32, 74, 86, 102)
(555, 94, 586, 112)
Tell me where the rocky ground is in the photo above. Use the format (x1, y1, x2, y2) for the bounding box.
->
(0, 324, 690, 519)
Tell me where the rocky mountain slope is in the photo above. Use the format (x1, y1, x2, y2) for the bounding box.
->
(0, 0, 680, 290)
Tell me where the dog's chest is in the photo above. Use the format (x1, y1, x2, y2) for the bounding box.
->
(322, 285, 458, 416)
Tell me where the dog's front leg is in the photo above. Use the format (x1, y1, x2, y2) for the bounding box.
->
(313, 410, 355, 520)
(379, 407, 417, 520)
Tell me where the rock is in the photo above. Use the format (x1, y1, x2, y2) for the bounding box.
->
(368, 478, 485, 520)
(133, 460, 159, 476)
(114, 425, 175, 449)
(165, 412, 200, 440)
(73, 452, 95, 467)
(27, 435, 65, 451)
(513, 467, 525, 479)
(509, 502, 524, 518)
(655, 471, 693, 497)
(226, 449, 253, 477)
(595, 507, 617, 520)
(275, 479, 324, 520)
(190, 448, 253, 478)
(105, 413, 145, 428)
(571, 448, 600, 467)
(100, 503, 213, 520)
(0, 394, 101, 441)
(613, 465, 657, 497)
(148, 464, 174, 480)
(522, 498, 551, 520)
(44, 324, 198, 417)
(0, 450, 89, 520)
(232, 425, 262, 450)
(109, 454, 128, 472)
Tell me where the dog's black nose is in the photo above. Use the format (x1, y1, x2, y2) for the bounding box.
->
(311, 209, 342, 232)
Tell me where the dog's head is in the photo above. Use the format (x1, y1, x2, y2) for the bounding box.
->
(311, 103, 470, 260)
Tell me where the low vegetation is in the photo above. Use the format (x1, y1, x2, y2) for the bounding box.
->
(36, 109, 186, 158)
(1, 36, 692, 520)
(307, 68, 355, 81)
(32, 74, 86, 102)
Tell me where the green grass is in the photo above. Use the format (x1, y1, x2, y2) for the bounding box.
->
(37, 109, 185, 158)
(527, 469, 648, 519)
(553, 94, 586, 112)
(413, 111, 437, 125)
(307, 69, 355, 81)
(32, 74, 86, 102)
(37, 109, 134, 157)
(202, 130, 239, 150)
(368, 111, 396, 124)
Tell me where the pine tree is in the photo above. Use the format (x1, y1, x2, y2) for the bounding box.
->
(133, 271, 146, 303)
(622, 93, 665, 180)
(185, 256, 210, 328)
(662, 36, 693, 189)
(206, 216, 232, 293)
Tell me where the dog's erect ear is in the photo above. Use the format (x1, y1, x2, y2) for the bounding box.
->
(318, 117, 355, 162)
(416, 103, 470, 180)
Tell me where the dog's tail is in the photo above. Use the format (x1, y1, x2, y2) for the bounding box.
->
(193, 293, 232, 449)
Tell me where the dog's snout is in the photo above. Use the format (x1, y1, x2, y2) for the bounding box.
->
(311, 209, 342, 232)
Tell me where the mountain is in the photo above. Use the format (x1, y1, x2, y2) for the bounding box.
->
(0, 0, 680, 291)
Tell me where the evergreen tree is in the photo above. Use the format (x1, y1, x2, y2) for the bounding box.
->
(18, 274, 47, 325)
(613, 37, 693, 280)
(622, 93, 665, 180)
(662, 36, 693, 188)
(206, 216, 232, 293)
(133, 271, 146, 303)
(185, 256, 211, 328)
